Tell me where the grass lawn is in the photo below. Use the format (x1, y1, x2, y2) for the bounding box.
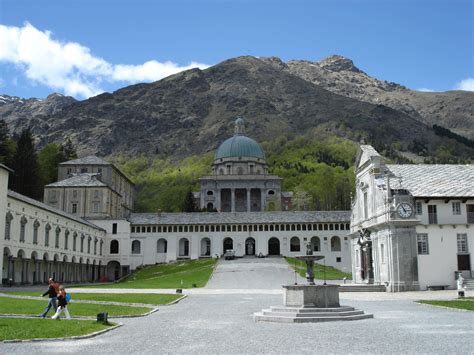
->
(417, 299, 474, 311)
(81, 259, 217, 289)
(0, 296, 152, 317)
(285, 257, 352, 280)
(5, 292, 181, 305)
(0, 318, 114, 341)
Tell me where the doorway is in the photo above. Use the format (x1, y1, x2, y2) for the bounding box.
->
(245, 238, 255, 256)
(268, 237, 280, 255)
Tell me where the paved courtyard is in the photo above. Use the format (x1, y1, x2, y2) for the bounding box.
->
(1, 257, 473, 354)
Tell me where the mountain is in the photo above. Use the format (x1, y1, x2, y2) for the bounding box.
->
(264, 55, 473, 139)
(0, 56, 473, 160)
(0, 93, 77, 136)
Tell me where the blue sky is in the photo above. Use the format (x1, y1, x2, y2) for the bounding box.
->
(0, 0, 472, 99)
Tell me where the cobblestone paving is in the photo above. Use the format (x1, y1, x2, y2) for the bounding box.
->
(1, 258, 473, 353)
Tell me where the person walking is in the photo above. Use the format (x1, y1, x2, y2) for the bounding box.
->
(51, 286, 71, 320)
(39, 278, 58, 318)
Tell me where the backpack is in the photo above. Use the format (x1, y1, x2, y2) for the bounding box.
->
(65, 293, 71, 302)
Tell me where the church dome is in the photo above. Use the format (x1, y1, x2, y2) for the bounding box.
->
(215, 135, 265, 160)
(215, 118, 265, 160)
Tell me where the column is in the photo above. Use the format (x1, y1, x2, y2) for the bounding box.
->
(231, 188, 235, 212)
(24, 260, 29, 284)
(217, 189, 221, 211)
(260, 189, 265, 211)
(246, 189, 251, 212)
(9, 257, 15, 283)
(36, 261, 41, 284)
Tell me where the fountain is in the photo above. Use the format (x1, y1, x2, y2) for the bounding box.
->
(254, 243, 373, 323)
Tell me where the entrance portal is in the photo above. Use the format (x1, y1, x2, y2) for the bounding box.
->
(245, 238, 255, 255)
(223, 238, 233, 252)
(268, 237, 280, 255)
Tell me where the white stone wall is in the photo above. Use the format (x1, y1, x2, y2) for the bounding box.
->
(128, 229, 352, 273)
(0, 166, 10, 282)
(3, 193, 106, 283)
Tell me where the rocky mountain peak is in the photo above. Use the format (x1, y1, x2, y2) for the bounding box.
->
(318, 55, 363, 73)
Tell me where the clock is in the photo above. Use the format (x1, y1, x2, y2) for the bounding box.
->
(397, 202, 413, 218)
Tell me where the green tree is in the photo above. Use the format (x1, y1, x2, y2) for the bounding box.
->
(182, 190, 199, 212)
(9, 129, 42, 200)
(38, 143, 66, 186)
(62, 138, 78, 160)
(0, 120, 15, 167)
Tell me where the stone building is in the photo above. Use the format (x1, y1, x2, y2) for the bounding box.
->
(350, 145, 474, 291)
(196, 118, 292, 211)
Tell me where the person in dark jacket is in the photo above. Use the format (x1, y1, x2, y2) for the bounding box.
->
(51, 285, 71, 320)
(39, 278, 57, 318)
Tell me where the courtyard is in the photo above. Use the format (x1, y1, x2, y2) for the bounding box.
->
(1, 257, 473, 353)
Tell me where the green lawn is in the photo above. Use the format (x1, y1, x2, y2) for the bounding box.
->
(0, 318, 115, 341)
(81, 259, 217, 289)
(417, 299, 474, 311)
(0, 296, 152, 317)
(5, 292, 181, 305)
(285, 257, 352, 280)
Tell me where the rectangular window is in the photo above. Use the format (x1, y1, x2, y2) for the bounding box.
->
(468, 204, 474, 223)
(72, 203, 77, 214)
(93, 190, 100, 199)
(417, 233, 429, 255)
(428, 205, 437, 224)
(457, 234, 468, 253)
(93, 202, 99, 213)
(112, 223, 117, 234)
(72, 190, 78, 199)
(415, 201, 422, 215)
(336, 257, 341, 263)
(452, 202, 461, 215)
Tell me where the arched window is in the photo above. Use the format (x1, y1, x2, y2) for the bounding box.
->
(311, 236, 321, 252)
(131, 240, 141, 254)
(5, 212, 13, 240)
(55, 226, 61, 248)
(20, 216, 27, 242)
(33, 220, 40, 244)
(207, 202, 214, 210)
(331, 236, 341, 252)
(44, 224, 51, 246)
(64, 229, 69, 250)
(207, 190, 214, 196)
(268, 190, 275, 195)
(178, 238, 189, 256)
(110, 240, 119, 254)
(157, 239, 167, 253)
(290, 237, 300, 252)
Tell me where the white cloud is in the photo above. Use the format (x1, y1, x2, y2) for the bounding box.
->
(0, 23, 210, 98)
(455, 78, 474, 91)
(417, 88, 435, 92)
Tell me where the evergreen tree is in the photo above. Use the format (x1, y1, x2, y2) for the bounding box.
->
(9, 129, 42, 200)
(0, 120, 15, 166)
(182, 190, 198, 212)
(62, 138, 78, 160)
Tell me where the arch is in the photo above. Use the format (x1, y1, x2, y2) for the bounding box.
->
(42, 252, 49, 261)
(268, 190, 275, 195)
(207, 190, 214, 196)
(63, 255, 68, 263)
(206, 202, 214, 210)
(131, 240, 141, 254)
(311, 236, 321, 252)
(110, 239, 119, 254)
(223, 237, 233, 252)
(157, 238, 167, 253)
(290, 237, 300, 252)
(53, 254, 60, 262)
(17, 249, 25, 258)
(268, 237, 280, 255)
(178, 238, 189, 257)
(200, 238, 211, 256)
(72, 256, 77, 263)
(30, 251, 38, 260)
(3, 247, 11, 257)
(107, 260, 121, 281)
(331, 236, 341, 252)
(245, 237, 255, 256)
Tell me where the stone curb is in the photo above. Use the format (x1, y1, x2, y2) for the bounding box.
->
(415, 301, 473, 313)
(163, 294, 187, 305)
(2, 321, 123, 343)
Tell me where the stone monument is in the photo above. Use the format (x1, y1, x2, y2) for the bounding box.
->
(254, 243, 373, 322)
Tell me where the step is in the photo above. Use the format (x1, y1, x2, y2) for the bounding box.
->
(270, 306, 355, 313)
(340, 285, 386, 292)
(254, 312, 374, 323)
(262, 310, 365, 318)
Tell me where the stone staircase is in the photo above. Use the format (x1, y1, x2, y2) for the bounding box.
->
(339, 284, 386, 292)
(464, 278, 474, 290)
(254, 306, 373, 323)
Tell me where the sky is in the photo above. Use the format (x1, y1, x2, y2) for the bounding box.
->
(0, 0, 472, 100)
